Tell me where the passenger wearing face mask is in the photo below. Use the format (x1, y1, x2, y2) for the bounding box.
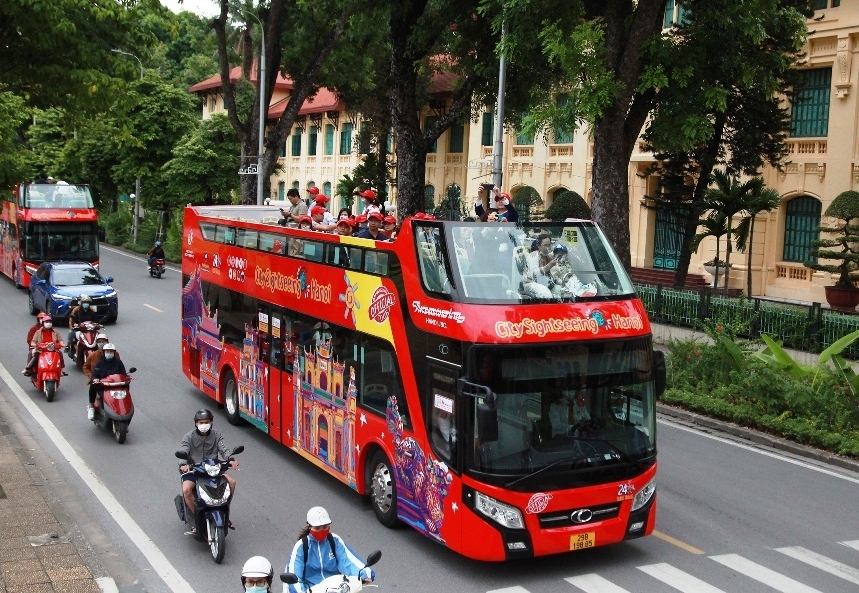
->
(82, 333, 120, 383)
(241, 556, 274, 593)
(178, 409, 238, 526)
(87, 343, 125, 420)
(284, 506, 375, 593)
(22, 315, 64, 376)
(67, 294, 98, 353)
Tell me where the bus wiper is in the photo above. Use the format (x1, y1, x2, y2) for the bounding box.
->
(504, 458, 571, 489)
(585, 438, 644, 471)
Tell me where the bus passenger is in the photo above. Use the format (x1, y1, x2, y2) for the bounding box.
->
(358, 189, 380, 218)
(521, 233, 556, 299)
(383, 215, 398, 240)
(334, 218, 353, 236)
(278, 189, 307, 226)
(309, 206, 335, 232)
(337, 208, 352, 220)
(311, 194, 337, 228)
(355, 212, 388, 240)
(549, 394, 572, 437)
(284, 507, 375, 593)
(549, 244, 597, 298)
(353, 214, 367, 235)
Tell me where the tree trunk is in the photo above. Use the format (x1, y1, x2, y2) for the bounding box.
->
(591, 117, 632, 268)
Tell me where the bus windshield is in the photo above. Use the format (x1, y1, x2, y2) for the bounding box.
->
(425, 221, 636, 303)
(466, 337, 656, 488)
(20, 184, 95, 209)
(22, 221, 99, 262)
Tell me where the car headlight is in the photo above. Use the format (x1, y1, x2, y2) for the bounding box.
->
(105, 289, 117, 297)
(53, 293, 74, 300)
(204, 462, 220, 477)
(631, 478, 656, 512)
(474, 491, 524, 529)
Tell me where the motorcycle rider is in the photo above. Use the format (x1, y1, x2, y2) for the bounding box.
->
(284, 506, 375, 593)
(22, 316, 64, 376)
(67, 294, 98, 354)
(83, 333, 120, 382)
(26, 313, 48, 363)
(147, 241, 165, 270)
(88, 343, 126, 420)
(179, 409, 238, 533)
(241, 556, 274, 592)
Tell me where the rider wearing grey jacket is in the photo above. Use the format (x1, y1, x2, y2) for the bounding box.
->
(179, 409, 238, 520)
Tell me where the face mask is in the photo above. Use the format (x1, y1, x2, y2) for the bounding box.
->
(310, 527, 330, 541)
(82, 303, 90, 309)
(245, 586, 268, 593)
(43, 322, 52, 329)
(197, 422, 212, 434)
(104, 353, 114, 360)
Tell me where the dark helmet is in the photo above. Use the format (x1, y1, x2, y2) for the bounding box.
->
(194, 409, 214, 423)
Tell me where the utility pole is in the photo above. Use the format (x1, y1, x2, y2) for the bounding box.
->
(491, 20, 508, 190)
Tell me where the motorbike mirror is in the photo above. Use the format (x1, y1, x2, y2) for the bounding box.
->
(231, 445, 245, 455)
(104, 276, 114, 283)
(279, 572, 299, 584)
(128, 367, 137, 373)
(364, 550, 382, 567)
(175, 450, 191, 460)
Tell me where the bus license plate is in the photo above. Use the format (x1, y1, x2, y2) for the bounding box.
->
(571, 532, 595, 550)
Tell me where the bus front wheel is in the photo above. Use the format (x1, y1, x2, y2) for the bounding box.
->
(368, 452, 399, 528)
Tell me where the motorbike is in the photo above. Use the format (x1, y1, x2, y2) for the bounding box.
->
(30, 341, 66, 402)
(149, 258, 166, 279)
(174, 445, 244, 564)
(70, 320, 103, 369)
(90, 367, 136, 443)
(280, 549, 382, 593)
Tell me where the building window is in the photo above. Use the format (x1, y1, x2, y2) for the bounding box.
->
(663, 0, 690, 28)
(554, 95, 574, 144)
(423, 185, 435, 212)
(340, 122, 353, 155)
(323, 182, 332, 197)
(291, 127, 302, 157)
(516, 113, 534, 146)
(308, 126, 318, 156)
(279, 142, 286, 158)
(782, 196, 821, 263)
(425, 116, 438, 154)
(358, 121, 371, 154)
(481, 111, 494, 146)
(292, 181, 300, 190)
(325, 124, 335, 155)
(278, 181, 285, 200)
(813, 0, 839, 9)
(790, 68, 831, 137)
(448, 124, 464, 153)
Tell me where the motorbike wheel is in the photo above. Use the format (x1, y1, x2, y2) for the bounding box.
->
(113, 421, 127, 444)
(28, 293, 38, 316)
(223, 372, 242, 426)
(44, 380, 56, 402)
(368, 451, 399, 528)
(75, 350, 84, 369)
(207, 518, 226, 564)
(155, 269, 162, 279)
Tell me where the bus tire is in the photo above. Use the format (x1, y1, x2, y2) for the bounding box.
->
(223, 371, 243, 426)
(368, 451, 399, 528)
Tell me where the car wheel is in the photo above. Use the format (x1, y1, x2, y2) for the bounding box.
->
(28, 293, 38, 316)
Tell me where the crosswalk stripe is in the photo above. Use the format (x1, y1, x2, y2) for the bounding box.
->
(776, 546, 859, 585)
(710, 554, 824, 593)
(637, 563, 727, 593)
(841, 540, 859, 552)
(564, 574, 631, 593)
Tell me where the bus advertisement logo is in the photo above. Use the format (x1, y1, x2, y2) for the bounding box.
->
(253, 266, 332, 304)
(368, 287, 395, 323)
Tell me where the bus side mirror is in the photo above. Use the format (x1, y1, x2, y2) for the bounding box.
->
(477, 401, 498, 443)
(653, 350, 666, 399)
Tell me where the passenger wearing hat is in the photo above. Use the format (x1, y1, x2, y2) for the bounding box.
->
(382, 215, 398, 240)
(298, 215, 313, 230)
(358, 189, 381, 218)
(309, 205, 335, 232)
(334, 218, 354, 236)
(548, 243, 597, 298)
(353, 213, 368, 234)
(474, 185, 519, 222)
(284, 506, 375, 593)
(355, 211, 389, 240)
(312, 194, 338, 227)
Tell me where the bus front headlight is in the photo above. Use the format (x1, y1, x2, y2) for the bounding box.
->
(474, 491, 524, 529)
(631, 478, 656, 512)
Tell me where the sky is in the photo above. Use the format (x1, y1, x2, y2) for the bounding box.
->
(160, 0, 219, 17)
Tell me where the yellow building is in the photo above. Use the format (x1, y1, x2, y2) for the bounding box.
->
(190, 2, 850, 302)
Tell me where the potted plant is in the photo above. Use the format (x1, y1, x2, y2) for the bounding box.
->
(702, 258, 730, 287)
(805, 190, 859, 310)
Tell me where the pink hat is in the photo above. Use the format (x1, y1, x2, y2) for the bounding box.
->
(367, 211, 383, 221)
(310, 205, 326, 215)
(307, 187, 320, 195)
(358, 189, 376, 200)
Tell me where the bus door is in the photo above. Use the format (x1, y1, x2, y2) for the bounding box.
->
(427, 362, 462, 549)
(256, 305, 282, 441)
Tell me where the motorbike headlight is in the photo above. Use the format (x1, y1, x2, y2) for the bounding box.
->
(631, 478, 656, 512)
(45, 343, 56, 352)
(474, 491, 524, 529)
(197, 483, 231, 506)
(204, 463, 220, 477)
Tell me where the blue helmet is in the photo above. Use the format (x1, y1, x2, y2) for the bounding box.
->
(154, 241, 162, 247)
(553, 243, 568, 254)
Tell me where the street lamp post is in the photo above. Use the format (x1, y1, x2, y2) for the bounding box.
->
(231, 5, 266, 205)
(491, 20, 508, 190)
(111, 49, 144, 242)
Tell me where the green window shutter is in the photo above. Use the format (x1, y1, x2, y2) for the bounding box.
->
(663, 0, 675, 28)
(340, 122, 353, 155)
(423, 185, 435, 211)
(278, 182, 285, 200)
(782, 196, 821, 263)
(279, 142, 286, 158)
(324, 125, 334, 155)
(291, 127, 302, 157)
(449, 124, 464, 153)
(790, 68, 831, 137)
(308, 126, 318, 155)
(516, 113, 534, 145)
(323, 182, 332, 197)
(554, 95, 574, 144)
(425, 116, 438, 154)
(481, 112, 493, 146)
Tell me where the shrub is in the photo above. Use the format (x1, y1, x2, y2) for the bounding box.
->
(544, 190, 591, 221)
(103, 209, 131, 245)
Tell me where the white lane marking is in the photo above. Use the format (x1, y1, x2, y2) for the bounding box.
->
(841, 540, 859, 552)
(776, 546, 859, 585)
(96, 577, 119, 593)
(710, 554, 823, 593)
(637, 563, 727, 593)
(0, 363, 195, 593)
(661, 419, 859, 485)
(565, 573, 631, 592)
(144, 303, 163, 312)
(486, 588, 531, 593)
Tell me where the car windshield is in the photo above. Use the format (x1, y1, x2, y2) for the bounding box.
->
(465, 337, 656, 489)
(52, 267, 104, 286)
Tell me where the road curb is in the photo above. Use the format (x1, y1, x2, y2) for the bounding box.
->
(657, 402, 859, 473)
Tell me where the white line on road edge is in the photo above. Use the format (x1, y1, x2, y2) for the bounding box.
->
(96, 577, 120, 593)
(0, 363, 195, 593)
(661, 418, 859, 485)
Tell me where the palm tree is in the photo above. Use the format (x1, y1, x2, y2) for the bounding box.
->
(700, 170, 756, 288)
(691, 211, 729, 284)
(734, 181, 781, 296)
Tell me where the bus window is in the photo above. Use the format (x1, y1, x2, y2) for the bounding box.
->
(303, 241, 323, 262)
(259, 232, 280, 253)
(199, 222, 216, 240)
(429, 366, 459, 466)
(237, 228, 259, 249)
(358, 337, 408, 428)
(365, 251, 389, 275)
(416, 225, 451, 294)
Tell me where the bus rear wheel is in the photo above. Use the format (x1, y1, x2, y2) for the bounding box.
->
(223, 371, 242, 426)
(368, 452, 399, 528)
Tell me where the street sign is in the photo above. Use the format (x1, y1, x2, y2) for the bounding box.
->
(238, 164, 258, 175)
(467, 159, 492, 169)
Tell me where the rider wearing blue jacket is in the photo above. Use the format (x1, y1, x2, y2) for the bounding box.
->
(284, 506, 375, 593)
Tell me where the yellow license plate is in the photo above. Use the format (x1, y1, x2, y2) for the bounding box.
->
(571, 532, 595, 550)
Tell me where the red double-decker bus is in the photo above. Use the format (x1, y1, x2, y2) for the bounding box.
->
(0, 183, 100, 288)
(181, 205, 663, 561)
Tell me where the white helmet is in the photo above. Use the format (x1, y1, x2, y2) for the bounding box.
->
(103, 343, 116, 352)
(95, 333, 108, 342)
(306, 506, 331, 527)
(241, 555, 273, 579)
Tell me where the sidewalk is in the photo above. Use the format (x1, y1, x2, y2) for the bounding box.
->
(0, 397, 109, 592)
